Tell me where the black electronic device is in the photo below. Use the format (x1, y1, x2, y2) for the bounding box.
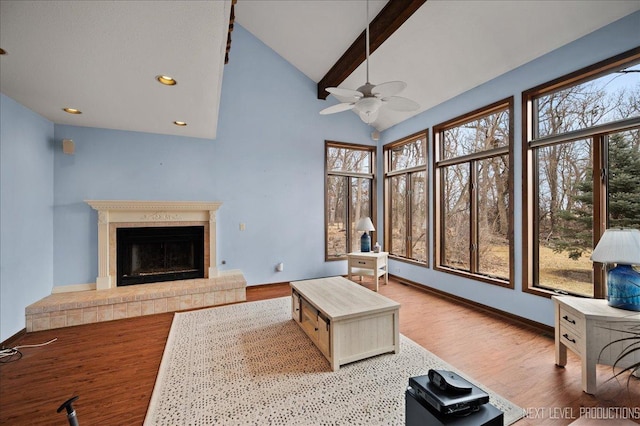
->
(408, 371, 489, 416)
(428, 369, 473, 394)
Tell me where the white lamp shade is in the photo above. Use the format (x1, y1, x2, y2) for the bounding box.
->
(356, 217, 375, 232)
(590, 228, 640, 265)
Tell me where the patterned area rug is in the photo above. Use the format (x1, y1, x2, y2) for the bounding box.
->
(145, 297, 525, 425)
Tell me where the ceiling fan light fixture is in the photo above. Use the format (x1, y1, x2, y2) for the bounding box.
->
(355, 97, 382, 114)
(358, 106, 379, 124)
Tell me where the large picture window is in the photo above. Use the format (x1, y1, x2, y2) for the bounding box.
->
(523, 48, 640, 298)
(325, 141, 375, 260)
(434, 98, 513, 287)
(384, 132, 428, 264)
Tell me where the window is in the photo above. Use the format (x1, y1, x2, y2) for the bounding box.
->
(434, 98, 514, 286)
(523, 48, 640, 298)
(325, 141, 376, 260)
(384, 132, 428, 264)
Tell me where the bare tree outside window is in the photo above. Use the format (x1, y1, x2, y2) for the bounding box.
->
(384, 134, 428, 264)
(434, 99, 513, 285)
(325, 142, 375, 260)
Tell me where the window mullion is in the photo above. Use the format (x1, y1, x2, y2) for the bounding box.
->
(345, 176, 352, 255)
(469, 161, 479, 273)
(406, 172, 412, 259)
(593, 135, 606, 299)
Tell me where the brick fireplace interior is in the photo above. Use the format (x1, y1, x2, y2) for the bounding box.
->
(116, 225, 205, 286)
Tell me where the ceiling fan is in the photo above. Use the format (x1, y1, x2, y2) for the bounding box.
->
(320, 0, 419, 125)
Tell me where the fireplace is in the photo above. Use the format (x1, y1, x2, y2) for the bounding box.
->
(86, 200, 221, 290)
(117, 226, 205, 286)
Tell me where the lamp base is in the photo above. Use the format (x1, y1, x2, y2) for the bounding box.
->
(608, 264, 640, 311)
(360, 232, 371, 252)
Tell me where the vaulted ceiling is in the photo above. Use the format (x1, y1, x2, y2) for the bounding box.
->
(1, 1, 639, 139)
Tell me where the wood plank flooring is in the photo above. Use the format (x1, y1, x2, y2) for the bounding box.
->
(1, 278, 638, 425)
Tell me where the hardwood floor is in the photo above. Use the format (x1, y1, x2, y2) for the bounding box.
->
(1, 278, 638, 425)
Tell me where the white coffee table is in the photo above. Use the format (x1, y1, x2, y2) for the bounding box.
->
(291, 276, 400, 371)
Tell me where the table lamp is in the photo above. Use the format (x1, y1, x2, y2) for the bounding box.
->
(590, 228, 640, 311)
(356, 217, 375, 252)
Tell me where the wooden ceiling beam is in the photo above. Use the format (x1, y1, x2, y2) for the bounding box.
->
(225, 0, 237, 64)
(317, 0, 427, 99)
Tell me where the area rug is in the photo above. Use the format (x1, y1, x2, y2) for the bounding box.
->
(145, 297, 526, 425)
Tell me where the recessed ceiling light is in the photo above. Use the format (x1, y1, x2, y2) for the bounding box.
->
(173, 121, 187, 126)
(0, 48, 6, 55)
(156, 75, 177, 86)
(63, 108, 82, 114)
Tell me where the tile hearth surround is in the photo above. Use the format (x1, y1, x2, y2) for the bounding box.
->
(25, 200, 247, 332)
(26, 272, 246, 332)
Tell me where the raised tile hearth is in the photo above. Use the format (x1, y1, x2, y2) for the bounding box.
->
(26, 270, 246, 332)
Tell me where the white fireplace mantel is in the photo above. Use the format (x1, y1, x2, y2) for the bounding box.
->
(86, 200, 222, 290)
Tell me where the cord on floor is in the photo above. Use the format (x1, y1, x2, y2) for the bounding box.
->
(0, 337, 57, 364)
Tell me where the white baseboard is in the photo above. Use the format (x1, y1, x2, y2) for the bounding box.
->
(52, 283, 96, 293)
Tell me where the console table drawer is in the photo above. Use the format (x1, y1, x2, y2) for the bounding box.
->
(349, 257, 376, 269)
(559, 305, 584, 334)
(559, 328, 582, 355)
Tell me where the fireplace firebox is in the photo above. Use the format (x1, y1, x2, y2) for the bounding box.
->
(116, 226, 205, 286)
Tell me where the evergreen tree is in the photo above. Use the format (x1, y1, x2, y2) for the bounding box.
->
(555, 132, 640, 259)
(607, 132, 640, 228)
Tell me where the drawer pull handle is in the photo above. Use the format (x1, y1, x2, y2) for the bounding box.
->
(562, 315, 576, 325)
(562, 333, 576, 343)
(314, 327, 318, 331)
(358, 261, 366, 264)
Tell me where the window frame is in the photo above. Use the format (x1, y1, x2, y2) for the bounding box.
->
(383, 130, 429, 266)
(433, 97, 515, 288)
(521, 47, 640, 298)
(325, 140, 376, 261)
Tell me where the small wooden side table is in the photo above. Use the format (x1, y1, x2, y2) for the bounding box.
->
(347, 251, 388, 292)
(553, 295, 640, 394)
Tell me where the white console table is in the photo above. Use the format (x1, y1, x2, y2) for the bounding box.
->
(347, 251, 388, 292)
(553, 296, 640, 394)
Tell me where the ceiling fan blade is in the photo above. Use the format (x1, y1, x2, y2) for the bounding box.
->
(320, 102, 356, 115)
(372, 81, 407, 98)
(382, 96, 420, 111)
(326, 87, 363, 101)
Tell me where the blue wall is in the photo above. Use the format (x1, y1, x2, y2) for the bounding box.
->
(0, 94, 55, 341)
(52, 24, 372, 291)
(378, 11, 640, 326)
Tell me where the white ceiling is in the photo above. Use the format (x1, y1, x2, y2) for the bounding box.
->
(1, 1, 639, 139)
(238, 0, 640, 131)
(0, 0, 231, 139)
